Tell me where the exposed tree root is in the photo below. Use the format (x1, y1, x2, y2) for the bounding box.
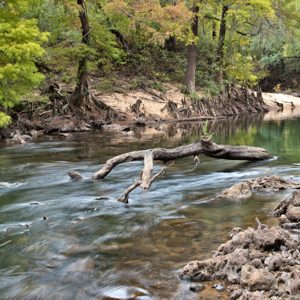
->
(161, 84, 269, 119)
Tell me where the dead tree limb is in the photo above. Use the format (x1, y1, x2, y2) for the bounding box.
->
(92, 139, 272, 180)
(140, 151, 154, 189)
(70, 139, 272, 203)
(117, 180, 141, 203)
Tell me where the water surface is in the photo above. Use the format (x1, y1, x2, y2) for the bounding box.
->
(1, 111, 300, 300)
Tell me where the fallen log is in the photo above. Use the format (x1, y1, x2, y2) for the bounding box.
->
(70, 139, 272, 203)
(93, 139, 272, 179)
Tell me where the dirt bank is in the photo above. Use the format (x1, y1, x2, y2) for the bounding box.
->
(1, 83, 300, 143)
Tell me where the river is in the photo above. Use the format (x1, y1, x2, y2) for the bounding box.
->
(1, 110, 300, 300)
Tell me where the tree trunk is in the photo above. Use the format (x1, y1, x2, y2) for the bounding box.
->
(69, 0, 91, 109)
(216, 5, 229, 83)
(212, 21, 217, 40)
(69, 0, 113, 116)
(184, 6, 199, 94)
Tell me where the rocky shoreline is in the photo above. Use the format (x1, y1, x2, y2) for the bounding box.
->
(180, 176, 300, 299)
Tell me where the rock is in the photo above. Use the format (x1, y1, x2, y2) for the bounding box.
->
(250, 175, 300, 191)
(266, 254, 284, 271)
(102, 124, 129, 131)
(45, 117, 90, 133)
(68, 171, 83, 181)
(90, 119, 104, 129)
(240, 265, 275, 291)
(29, 129, 39, 138)
(250, 258, 263, 269)
(213, 283, 225, 292)
(189, 284, 205, 292)
(292, 191, 300, 206)
(278, 214, 289, 224)
(218, 182, 252, 199)
(7, 131, 32, 144)
(230, 289, 243, 299)
(228, 227, 243, 238)
(181, 213, 300, 299)
(252, 227, 289, 251)
(286, 206, 300, 221)
(220, 176, 300, 200)
(135, 117, 146, 126)
(249, 250, 267, 261)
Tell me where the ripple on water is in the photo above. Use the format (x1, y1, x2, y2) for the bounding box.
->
(0, 182, 23, 188)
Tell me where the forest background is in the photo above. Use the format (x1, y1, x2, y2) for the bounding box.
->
(0, 0, 299, 127)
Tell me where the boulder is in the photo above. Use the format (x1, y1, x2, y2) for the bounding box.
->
(286, 206, 300, 221)
(218, 182, 252, 199)
(292, 191, 300, 207)
(240, 265, 275, 291)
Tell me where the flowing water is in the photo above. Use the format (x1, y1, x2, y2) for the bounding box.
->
(1, 110, 300, 300)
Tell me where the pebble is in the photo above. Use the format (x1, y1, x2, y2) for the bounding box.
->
(189, 284, 205, 292)
(213, 283, 225, 292)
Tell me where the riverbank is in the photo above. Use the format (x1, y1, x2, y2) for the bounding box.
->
(1, 82, 300, 143)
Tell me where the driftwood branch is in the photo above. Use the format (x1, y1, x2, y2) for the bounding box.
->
(71, 139, 272, 203)
(93, 139, 272, 180)
(117, 163, 168, 203)
(117, 180, 141, 203)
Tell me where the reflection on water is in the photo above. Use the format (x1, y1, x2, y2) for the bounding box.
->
(1, 112, 300, 299)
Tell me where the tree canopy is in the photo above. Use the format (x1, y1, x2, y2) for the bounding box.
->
(0, 0, 48, 127)
(0, 0, 299, 126)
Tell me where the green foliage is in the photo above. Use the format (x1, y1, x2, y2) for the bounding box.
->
(226, 53, 265, 86)
(0, 112, 11, 128)
(0, 0, 298, 124)
(32, 0, 125, 81)
(0, 0, 48, 127)
(96, 78, 116, 92)
(201, 120, 213, 140)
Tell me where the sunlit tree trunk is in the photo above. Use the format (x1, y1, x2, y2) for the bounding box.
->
(184, 6, 199, 94)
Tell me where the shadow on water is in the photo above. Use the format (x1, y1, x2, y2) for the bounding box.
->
(0, 111, 300, 299)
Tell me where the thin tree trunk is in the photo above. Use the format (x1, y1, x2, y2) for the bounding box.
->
(212, 21, 216, 40)
(67, 0, 114, 119)
(216, 4, 229, 83)
(70, 0, 91, 108)
(184, 6, 199, 94)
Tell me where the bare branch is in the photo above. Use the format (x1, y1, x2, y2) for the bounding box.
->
(140, 151, 154, 189)
(117, 181, 141, 203)
(148, 166, 167, 189)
